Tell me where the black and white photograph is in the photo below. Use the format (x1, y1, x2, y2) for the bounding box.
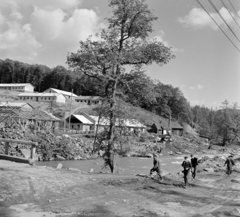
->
(0, 0, 240, 216)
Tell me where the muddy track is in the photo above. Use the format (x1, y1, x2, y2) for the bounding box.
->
(0, 160, 240, 217)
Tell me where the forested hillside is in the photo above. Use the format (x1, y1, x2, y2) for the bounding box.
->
(0, 58, 192, 121)
(0, 58, 240, 145)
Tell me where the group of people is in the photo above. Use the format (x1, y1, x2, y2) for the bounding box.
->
(181, 154, 199, 187)
(149, 153, 236, 188)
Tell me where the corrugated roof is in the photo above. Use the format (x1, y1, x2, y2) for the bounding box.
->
(47, 88, 78, 97)
(0, 102, 33, 108)
(0, 107, 60, 122)
(89, 115, 146, 128)
(120, 119, 146, 128)
(88, 115, 109, 125)
(171, 120, 183, 129)
(0, 83, 34, 87)
(65, 113, 146, 128)
(75, 96, 101, 100)
(153, 117, 183, 130)
(72, 114, 93, 124)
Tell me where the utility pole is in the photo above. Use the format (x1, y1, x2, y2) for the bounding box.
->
(63, 102, 67, 132)
(68, 89, 73, 131)
(169, 110, 172, 134)
(170, 112, 172, 134)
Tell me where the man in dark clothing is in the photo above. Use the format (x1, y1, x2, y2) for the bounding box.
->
(224, 155, 235, 175)
(190, 154, 198, 179)
(182, 156, 192, 187)
(149, 153, 163, 180)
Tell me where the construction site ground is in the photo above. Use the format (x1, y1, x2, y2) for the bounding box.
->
(0, 148, 240, 217)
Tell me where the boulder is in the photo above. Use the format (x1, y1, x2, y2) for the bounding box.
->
(130, 152, 141, 157)
(220, 156, 226, 160)
(55, 155, 66, 161)
(99, 150, 104, 156)
(123, 153, 131, 157)
(62, 134, 71, 138)
(56, 163, 63, 169)
(69, 168, 81, 173)
(203, 168, 214, 173)
(74, 156, 81, 160)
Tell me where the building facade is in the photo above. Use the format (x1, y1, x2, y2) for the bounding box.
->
(43, 88, 77, 100)
(18, 93, 66, 103)
(75, 96, 101, 105)
(64, 113, 147, 133)
(0, 83, 34, 92)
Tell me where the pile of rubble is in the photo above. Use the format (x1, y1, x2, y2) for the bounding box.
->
(0, 128, 97, 161)
(197, 154, 240, 174)
(162, 135, 209, 155)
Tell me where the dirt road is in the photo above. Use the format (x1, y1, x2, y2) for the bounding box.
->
(0, 159, 240, 217)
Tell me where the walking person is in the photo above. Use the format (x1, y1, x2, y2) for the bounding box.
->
(181, 156, 192, 188)
(149, 153, 163, 180)
(224, 155, 235, 176)
(190, 154, 198, 179)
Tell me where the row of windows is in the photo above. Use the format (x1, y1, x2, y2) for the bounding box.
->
(19, 97, 54, 100)
(76, 100, 99, 104)
(0, 87, 24, 89)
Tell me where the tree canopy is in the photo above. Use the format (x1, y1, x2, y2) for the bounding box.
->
(67, 0, 175, 172)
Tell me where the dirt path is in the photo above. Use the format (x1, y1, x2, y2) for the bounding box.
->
(0, 160, 240, 217)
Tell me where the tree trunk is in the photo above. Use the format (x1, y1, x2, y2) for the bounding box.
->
(106, 80, 118, 173)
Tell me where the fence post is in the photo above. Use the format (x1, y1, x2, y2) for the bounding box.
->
(5, 142, 10, 155)
(30, 143, 37, 159)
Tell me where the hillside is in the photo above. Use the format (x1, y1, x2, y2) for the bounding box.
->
(0, 89, 180, 128)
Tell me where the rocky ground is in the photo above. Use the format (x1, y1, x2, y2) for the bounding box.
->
(0, 146, 240, 217)
(0, 127, 211, 163)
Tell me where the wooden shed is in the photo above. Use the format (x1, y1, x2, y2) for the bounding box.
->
(151, 116, 183, 136)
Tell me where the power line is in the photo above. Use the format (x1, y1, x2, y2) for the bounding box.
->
(221, 0, 240, 30)
(208, 0, 240, 42)
(228, 0, 240, 18)
(196, 0, 240, 52)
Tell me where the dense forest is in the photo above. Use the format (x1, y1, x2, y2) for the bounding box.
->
(0, 58, 239, 145)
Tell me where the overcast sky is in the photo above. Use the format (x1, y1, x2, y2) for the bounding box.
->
(0, 0, 239, 109)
